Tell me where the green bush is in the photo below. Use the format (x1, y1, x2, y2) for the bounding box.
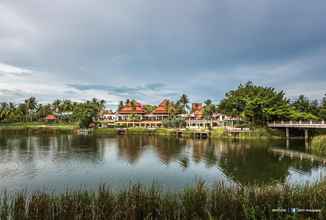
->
(312, 135, 326, 156)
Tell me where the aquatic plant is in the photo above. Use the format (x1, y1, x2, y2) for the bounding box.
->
(0, 181, 325, 219)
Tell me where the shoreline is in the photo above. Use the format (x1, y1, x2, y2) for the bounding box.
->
(0, 122, 295, 140)
(0, 122, 284, 140)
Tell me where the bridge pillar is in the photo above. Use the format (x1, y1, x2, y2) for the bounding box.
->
(304, 129, 309, 140)
(286, 127, 290, 139)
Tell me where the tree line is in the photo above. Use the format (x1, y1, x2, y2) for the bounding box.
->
(218, 81, 326, 125)
(1, 82, 326, 127)
(0, 97, 106, 128)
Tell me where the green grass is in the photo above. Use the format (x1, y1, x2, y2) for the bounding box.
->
(0, 122, 78, 135)
(94, 128, 117, 135)
(153, 128, 177, 136)
(93, 127, 285, 140)
(210, 127, 284, 140)
(311, 135, 326, 156)
(1, 181, 325, 219)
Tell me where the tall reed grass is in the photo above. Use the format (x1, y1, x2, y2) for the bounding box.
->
(0, 181, 325, 219)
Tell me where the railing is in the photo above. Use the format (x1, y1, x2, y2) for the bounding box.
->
(268, 121, 326, 128)
(225, 127, 250, 132)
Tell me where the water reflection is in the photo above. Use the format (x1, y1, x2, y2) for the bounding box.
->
(0, 131, 325, 192)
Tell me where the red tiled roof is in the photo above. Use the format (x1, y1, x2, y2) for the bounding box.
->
(192, 103, 204, 119)
(152, 99, 169, 114)
(118, 102, 146, 114)
(46, 114, 57, 120)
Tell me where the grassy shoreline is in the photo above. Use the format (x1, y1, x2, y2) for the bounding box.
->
(0, 122, 286, 140)
(0, 181, 325, 219)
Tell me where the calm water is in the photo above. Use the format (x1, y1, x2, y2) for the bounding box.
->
(0, 131, 326, 192)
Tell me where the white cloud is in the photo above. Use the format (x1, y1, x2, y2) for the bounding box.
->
(0, 62, 122, 104)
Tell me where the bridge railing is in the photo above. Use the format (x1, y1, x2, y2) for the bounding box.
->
(269, 120, 325, 125)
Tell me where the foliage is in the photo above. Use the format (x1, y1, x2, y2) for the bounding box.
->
(162, 117, 186, 128)
(311, 135, 326, 156)
(218, 82, 321, 125)
(143, 104, 157, 113)
(291, 95, 320, 117)
(176, 94, 190, 114)
(320, 94, 326, 120)
(1, 181, 326, 219)
(0, 97, 105, 128)
(203, 99, 217, 119)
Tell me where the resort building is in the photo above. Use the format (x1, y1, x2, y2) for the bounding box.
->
(116, 101, 146, 121)
(97, 99, 238, 129)
(99, 110, 117, 121)
(144, 99, 170, 121)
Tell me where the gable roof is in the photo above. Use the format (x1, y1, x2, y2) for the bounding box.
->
(191, 103, 204, 119)
(152, 99, 169, 114)
(118, 101, 146, 114)
(46, 114, 57, 120)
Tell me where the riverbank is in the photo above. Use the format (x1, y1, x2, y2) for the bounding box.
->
(0, 122, 285, 140)
(0, 181, 325, 219)
(95, 127, 284, 139)
(0, 122, 78, 134)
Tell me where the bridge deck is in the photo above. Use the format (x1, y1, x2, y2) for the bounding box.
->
(268, 121, 326, 129)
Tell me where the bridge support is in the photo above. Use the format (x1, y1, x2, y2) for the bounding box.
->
(286, 128, 290, 139)
(304, 129, 309, 140)
(305, 129, 309, 149)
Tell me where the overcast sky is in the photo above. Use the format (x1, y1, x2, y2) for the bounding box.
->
(0, 0, 325, 107)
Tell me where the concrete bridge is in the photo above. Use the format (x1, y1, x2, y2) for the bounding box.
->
(268, 121, 326, 140)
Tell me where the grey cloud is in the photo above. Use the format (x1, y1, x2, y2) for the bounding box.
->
(0, 0, 326, 102)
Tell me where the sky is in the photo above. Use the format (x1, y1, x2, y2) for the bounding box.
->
(0, 0, 325, 108)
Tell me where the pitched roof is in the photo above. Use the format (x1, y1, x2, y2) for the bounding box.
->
(152, 99, 169, 114)
(118, 101, 146, 114)
(192, 103, 204, 119)
(46, 114, 57, 120)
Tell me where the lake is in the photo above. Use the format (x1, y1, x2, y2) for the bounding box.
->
(1, 131, 326, 192)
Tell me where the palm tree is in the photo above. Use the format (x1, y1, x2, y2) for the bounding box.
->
(52, 99, 61, 113)
(167, 100, 177, 118)
(24, 97, 37, 121)
(178, 94, 190, 114)
(203, 99, 216, 119)
(0, 103, 9, 121)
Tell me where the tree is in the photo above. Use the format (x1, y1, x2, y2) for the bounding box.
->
(166, 100, 177, 118)
(291, 95, 320, 118)
(144, 104, 157, 113)
(24, 97, 37, 121)
(320, 94, 326, 120)
(177, 94, 190, 114)
(203, 99, 216, 119)
(218, 81, 317, 125)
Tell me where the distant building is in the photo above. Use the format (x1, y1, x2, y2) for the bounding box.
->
(96, 100, 240, 129)
(117, 101, 146, 121)
(99, 110, 117, 121)
(144, 99, 170, 121)
(189, 103, 204, 120)
(46, 114, 57, 122)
